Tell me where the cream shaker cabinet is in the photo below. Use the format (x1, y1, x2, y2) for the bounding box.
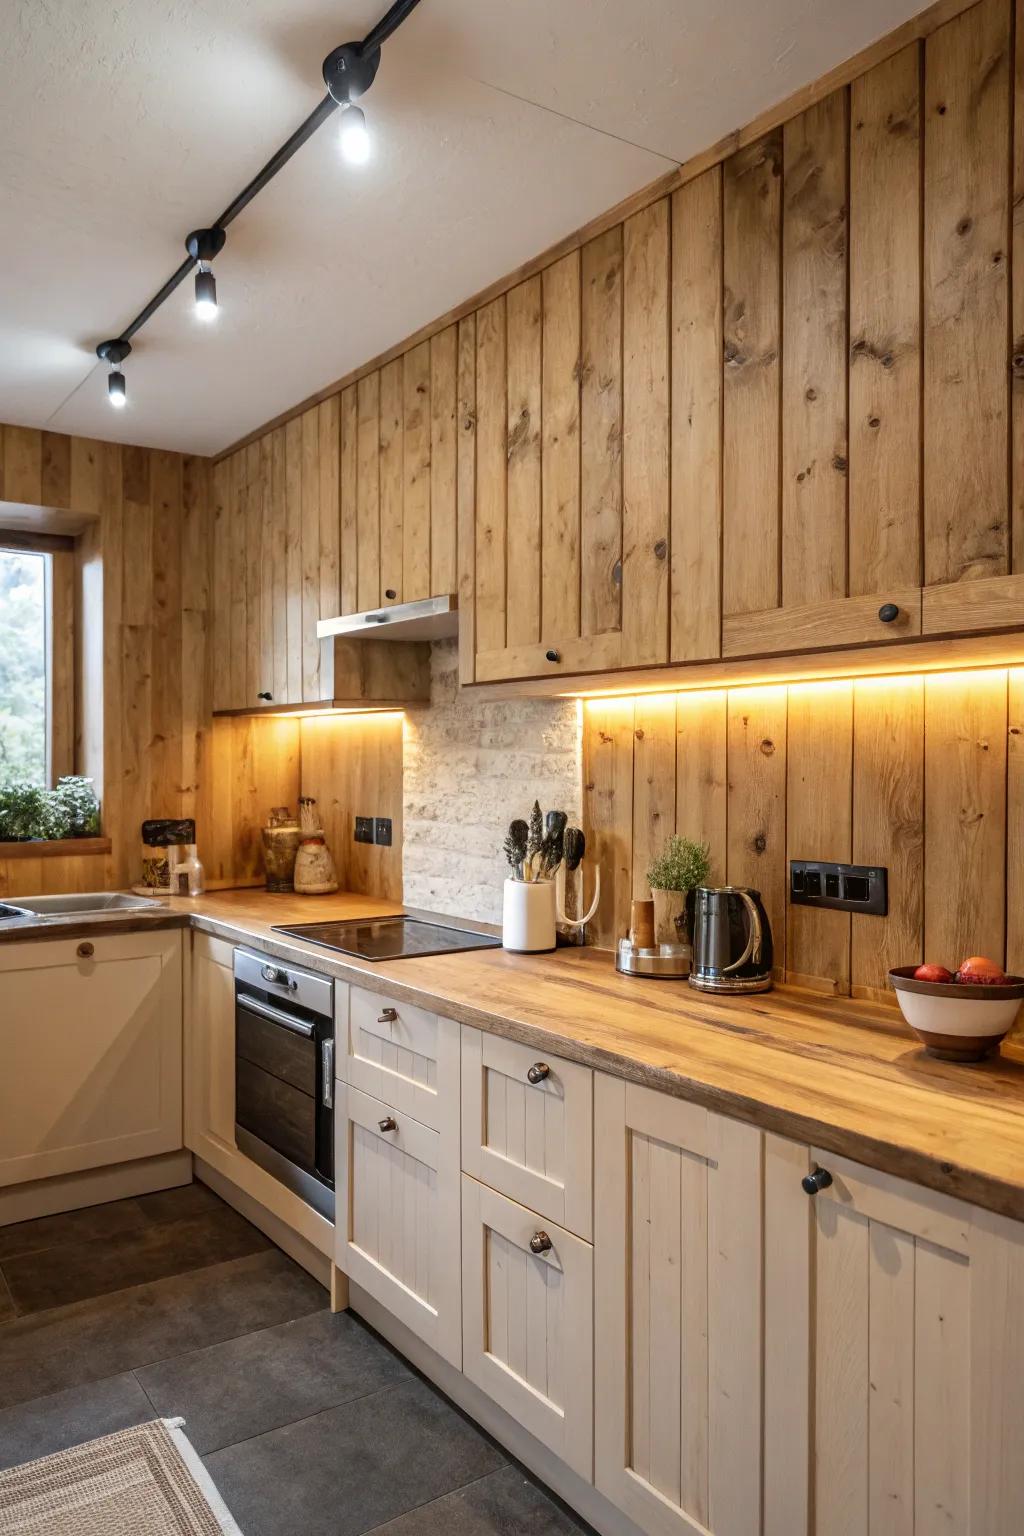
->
(184, 931, 236, 1160)
(0, 930, 182, 1186)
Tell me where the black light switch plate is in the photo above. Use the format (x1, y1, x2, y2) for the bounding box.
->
(790, 859, 887, 916)
(354, 816, 374, 845)
(373, 817, 392, 847)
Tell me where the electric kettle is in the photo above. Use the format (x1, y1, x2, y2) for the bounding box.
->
(688, 886, 773, 994)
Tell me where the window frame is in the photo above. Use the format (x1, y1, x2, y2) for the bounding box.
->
(0, 529, 76, 789)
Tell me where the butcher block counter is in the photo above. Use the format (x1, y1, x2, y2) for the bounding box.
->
(164, 887, 1024, 1223)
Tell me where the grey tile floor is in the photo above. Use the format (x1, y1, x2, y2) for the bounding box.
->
(0, 1182, 588, 1536)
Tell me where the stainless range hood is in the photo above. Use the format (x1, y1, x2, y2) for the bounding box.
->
(316, 594, 458, 643)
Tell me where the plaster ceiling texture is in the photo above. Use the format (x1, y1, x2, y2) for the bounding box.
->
(0, 0, 930, 457)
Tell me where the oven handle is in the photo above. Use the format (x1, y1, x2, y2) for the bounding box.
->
(237, 993, 315, 1038)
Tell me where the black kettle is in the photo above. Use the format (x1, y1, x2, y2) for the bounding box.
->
(688, 886, 773, 994)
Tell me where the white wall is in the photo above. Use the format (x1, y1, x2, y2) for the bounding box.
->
(402, 641, 582, 924)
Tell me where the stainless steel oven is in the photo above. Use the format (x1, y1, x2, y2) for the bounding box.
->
(233, 948, 335, 1221)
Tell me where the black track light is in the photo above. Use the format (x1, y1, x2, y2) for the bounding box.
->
(186, 229, 226, 321)
(96, 339, 131, 409)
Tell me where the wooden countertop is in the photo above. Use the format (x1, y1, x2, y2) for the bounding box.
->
(177, 888, 1024, 1223)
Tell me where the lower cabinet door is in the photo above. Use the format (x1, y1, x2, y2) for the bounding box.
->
(186, 932, 236, 1156)
(336, 1083, 461, 1367)
(594, 1074, 764, 1536)
(460, 1174, 593, 1481)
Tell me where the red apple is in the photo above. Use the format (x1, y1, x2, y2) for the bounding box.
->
(913, 963, 954, 983)
(955, 955, 1006, 984)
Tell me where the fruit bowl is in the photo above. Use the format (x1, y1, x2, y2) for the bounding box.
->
(889, 967, 1024, 1062)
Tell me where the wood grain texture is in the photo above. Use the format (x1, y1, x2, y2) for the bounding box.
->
(675, 691, 728, 884)
(356, 371, 381, 613)
(284, 419, 303, 704)
(541, 252, 582, 643)
(268, 427, 288, 703)
(726, 687, 788, 971)
(1014, 0, 1024, 572)
(782, 90, 849, 606)
(475, 296, 507, 654)
(622, 200, 670, 666)
(456, 315, 477, 684)
(317, 397, 340, 637)
(339, 385, 359, 615)
(581, 699, 635, 949)
(631, 694, 676, 899)
(924, 0, 1011, 584)
(378, 357, 404, 606)
(505, 278, 542, 648)
(723, 132, 783, 619)
(849, 45, 922, 594)
(723, 587, 921, 657)
(786, 683, 853, 993)
(671, 167, 722, 664)
(1007, 668, 1024, 976)
(580, 227, 623, 641)
(402, 341, 431, 602)
(299, 712, 403, 900)
(300, 407, 321, 701)
(430, 325, 458, 597)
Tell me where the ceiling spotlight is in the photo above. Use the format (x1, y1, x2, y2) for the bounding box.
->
(186, 228, 226, 321)
(194, 264, 218, 321)
(96, 339, 131, 408)
(339, 104, 371, 164)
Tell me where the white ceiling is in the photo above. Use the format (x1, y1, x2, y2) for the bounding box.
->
(1, 0, 928, 457)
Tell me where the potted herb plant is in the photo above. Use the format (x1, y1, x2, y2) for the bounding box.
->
(647, 835, 711, 948)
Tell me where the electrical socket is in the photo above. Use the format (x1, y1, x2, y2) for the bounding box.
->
(354, 815, 374, 845)
(790, 859, 888, 916)
(373, 817, 392, 847)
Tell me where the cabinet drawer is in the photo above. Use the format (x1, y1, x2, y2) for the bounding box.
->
(461, 1027, 593, 1239)
(344, 986, 459, 1132)
(336, 1083, 461, 1367)
(461, 1175, 593, 1480)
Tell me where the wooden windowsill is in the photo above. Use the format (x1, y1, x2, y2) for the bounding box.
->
(0, 837, 111, 861)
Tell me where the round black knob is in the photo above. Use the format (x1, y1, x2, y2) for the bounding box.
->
(385, 588, 397, 600)
(77, 941, 94, 960)
(527, 1062, 550, 1085)
(529, 1231, 553, 1254)
(378, 1116, 398, 1133)
(802, 1166, 834, 1196)
(257, 691, 273, 701)
(545, 649, 561, 663)
(877, 603, 900, 624)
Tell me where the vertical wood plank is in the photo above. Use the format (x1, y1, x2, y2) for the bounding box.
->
(379, 359, 404, 605)
(209, 458, 231, 714)
(815, 1202, 869, 1536)
(457, 315, 477, 684)
(430, 325, 458, 596)
(1014, 0, 1024, 571)
(257, 434, 275, 705)
(763, 1135, 811, 1536)
(675, 691, 728, 883)
(726, 687, 788, 971)
(786, 683, 854, 992)
(915, 1237, 970, 1532)
(580, 227, 623, 641)
(318, 396, 341, 626)
(269, 427, 288, 703)
(41, 432, 71, 510)
(924, 670, 1007, 964)
(357, 372, 381, 613)
(631, 694, 676, 899)
(150, 450, 183, 814)
(851, 678, 925, 996)
(542, 251, 582, 643)
(671, 167, 722, 662)
(3, 426, 42, 503)
(782, 90, 849, 606)
(284, 418, 303, 704)
(300, 407, 321, 700)
(723, 132, 783, 617)
(340, 385, 359, 615)
(968, 1207, 1024, 1533)
(849, 45, 922, 593)
(1007, 669, 1024, 975)
(402, 342, 431, 602)
(582, 699, 635, 949)
(622, 200, 670, 666)
(924, 0, 1011, 583)
(180, 455, 210, 839)
(867, 1223, 915, 1534)
(227, 451, 247, 709)
(244, 441, 262, 706)
(475, 296, 507, 654)
(121, 446, 154, 850)
(505, 277, 542, 648)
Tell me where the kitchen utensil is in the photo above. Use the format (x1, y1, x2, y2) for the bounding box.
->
(689, 886, 773, 994)
(503, 877, 557, 952)
(889, 966, 1024, 1061)
(564, 827, 585, 873)
(503, 819, 529, 880)
(629, 899, 655, 951)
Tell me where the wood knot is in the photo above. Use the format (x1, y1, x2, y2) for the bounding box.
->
(612, 560, 623, 586)
(753, 833, 767, 854)
(937, 102, 947, 115)
(956, 216, 972, 236)
(868, 416, 881, 429)
(881, 353, 894, 369)
(805, 387, 817, 402)
(634, 728, 645, 742)
(759, 738, 775, 756)
(653, 539, 668, 560)
(832, 455, 848, 474)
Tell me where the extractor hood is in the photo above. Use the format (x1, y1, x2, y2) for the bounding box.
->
(316, 593, 458, 643)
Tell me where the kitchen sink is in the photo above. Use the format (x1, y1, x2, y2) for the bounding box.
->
(10, 892, 164, 916)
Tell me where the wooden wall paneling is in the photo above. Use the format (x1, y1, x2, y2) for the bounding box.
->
(209, 458, 231, 714)
(96, 441, 125, 885)
(402, 342, 431, 602)
(580, 226, 623, 641)
(300, 713, 403, 900)
(675, 691, 728, 884)
(206, 715, 300, 886)
(225, 451, 245, 708)
(120, 446, 154, 864)
(340, 385, 359, 615)
(849, 45, 922, 594)
(782, 90, 849, 606)
(284, 419, 304, 704)
(1007, 669, 1024, 974)
(300, 406, 321, 700)
(631, 694, 677, 898)
(318, 397, 340, 621)
(41, 432, 71, 510)
(430, 325, 458, 596)
(269, 428, 288, 703)
(357, 371, 382, 613)
(505, 277, 542, 648)
(69, 437, 101, 518)
(379, 358, 404, 605)
(244, 441, 262, 705)
(851, 678, 925, 996)
(3, 426, 42, 504)
(150, 450, 184, 816)
(725, 687, 788, 974)
(180, 455, 211, 841)
(786, 683, 854, 992)
(541, 251, 582, 643)
(670, 167, 722, 663)
(581, 699, 635, 949)
(622, 200, 670, 666)
(257, 435, 275, 705)
(456, 315, 477, 684)
(475, 296, 507, 654)
(924, 670, 1007, 966)
(923, 0, 1011, 584)
(1015, 0, 1024, 571)
(722, 133, 783, 618)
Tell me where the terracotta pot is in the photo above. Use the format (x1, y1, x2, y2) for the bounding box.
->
(652, 888, 690, 948)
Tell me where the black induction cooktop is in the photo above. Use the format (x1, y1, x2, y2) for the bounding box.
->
(271, 915, 501, 961)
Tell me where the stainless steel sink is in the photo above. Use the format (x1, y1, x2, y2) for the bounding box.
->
(10, 892, 164, 916)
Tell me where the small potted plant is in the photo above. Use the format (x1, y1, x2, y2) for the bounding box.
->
(647, 835, 711, 948)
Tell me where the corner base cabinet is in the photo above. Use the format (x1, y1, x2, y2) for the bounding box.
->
(0, 930, 182, 1185)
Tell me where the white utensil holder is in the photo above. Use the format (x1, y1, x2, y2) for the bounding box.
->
(502, 878, 556, 953)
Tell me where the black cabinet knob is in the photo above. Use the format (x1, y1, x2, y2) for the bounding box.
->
(545, 649, 561, 663)
(529, 1231, 553, 1254)
(877, 603, 900, 624)
(385, 588, 397, 600)
(527, 1062, 550, 1085)
(802, 1166, 834, 1196)
(257, 691, 273, 701)
(378, 1116, 398, 1133)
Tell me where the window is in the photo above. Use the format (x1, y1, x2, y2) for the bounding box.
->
(0, 539, 74, 788)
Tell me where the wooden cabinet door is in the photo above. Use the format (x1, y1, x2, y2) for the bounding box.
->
(765, 1138, 1024, 1536)
(185, 932, 236, 1157)
(461, 1174, 593, 1479)
(594, 1074, 764, 1536)
(345, 986, 459, 1133)
(461, 1027, 592, 1238)
(0, 931, 182, 1185)
(336, 1083, 461, 1367)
